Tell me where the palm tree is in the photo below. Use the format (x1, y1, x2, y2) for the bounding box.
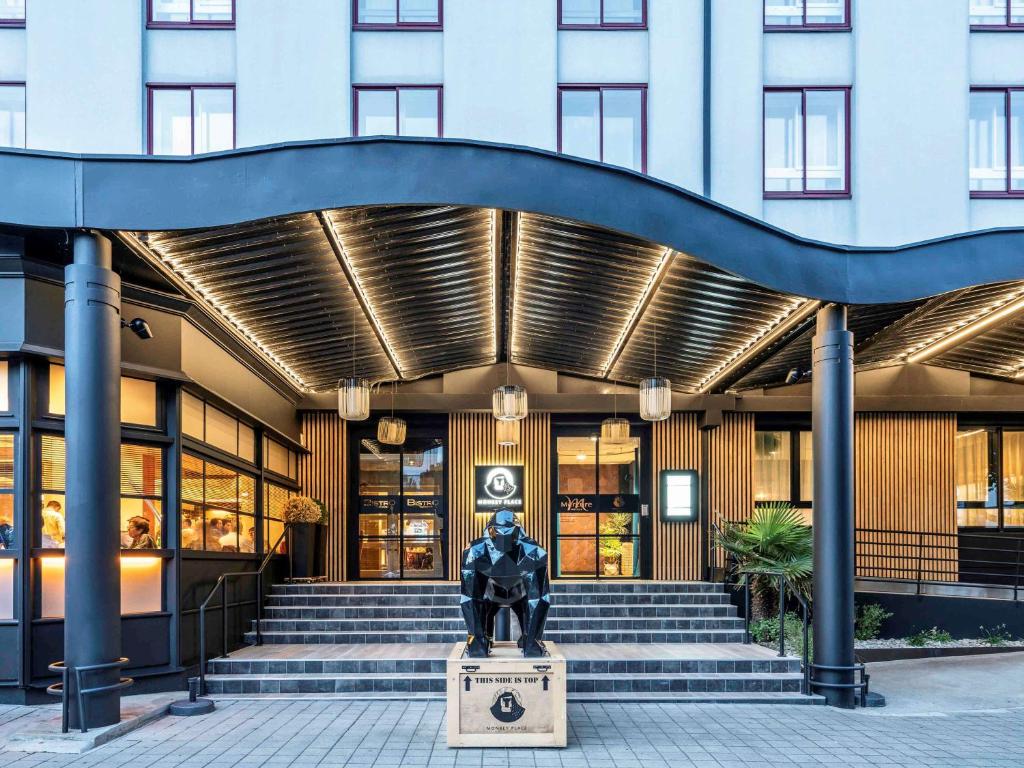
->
(715, 502, 812, 618)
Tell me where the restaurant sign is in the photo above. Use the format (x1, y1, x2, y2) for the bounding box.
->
(557, 494, 639, 513)
(360, 496, 399, 514)
(404, 495, 443, 514)
(475, 465, 524, 514)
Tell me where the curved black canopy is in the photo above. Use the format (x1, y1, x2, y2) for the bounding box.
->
(1, 136, 1022, 304)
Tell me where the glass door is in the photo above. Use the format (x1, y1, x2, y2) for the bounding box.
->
(554, 432, 642, 578)
(355, 436, 445, 579)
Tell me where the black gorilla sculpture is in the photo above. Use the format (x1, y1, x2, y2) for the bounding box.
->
(459, 509, 551, 658)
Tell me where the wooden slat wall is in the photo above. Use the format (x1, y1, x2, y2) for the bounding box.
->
(651, 413, 702, 580)
(298, 412, 347, 581)
(448, 413, 551, 581)
(855, 413, 957, 581)
(708, 413, 756, 569)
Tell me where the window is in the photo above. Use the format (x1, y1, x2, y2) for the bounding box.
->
(264, 436, 298, 481)
(181, 453, 256, 552)
(956, 427, 1024, 529)
(353, 86, 442, 138)
(0, 84, 25, 149)
(764, 0, 849, 29)
(559, 0, 646, 28)
(0, 360, 8, 412)
(47, 365, 159, 427)
(754, 429, 813, 520)
(149, 0, 234, 27)
(181, 391, 256, 463)
(558, 86, 646, 173)
(970, 88, 1024, 196)
(0, 433, 14, 552)
(0, 0, 24, 25)
(264, 481, 294, 554)
(354, 0, 441, 28)
(148, 85, 234, 156)
(971, 0, 1024, 28)
(764, 87, 850, 197)
(39, 435, 164, 549)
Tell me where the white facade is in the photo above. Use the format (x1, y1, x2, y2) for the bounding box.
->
(0, 0, 1022, 245)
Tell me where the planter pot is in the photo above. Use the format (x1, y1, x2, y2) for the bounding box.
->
(290, 523, 326, 579)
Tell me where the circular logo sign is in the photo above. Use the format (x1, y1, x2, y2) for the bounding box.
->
(483, 467, 518, 500)
(489, 687, 527, 723)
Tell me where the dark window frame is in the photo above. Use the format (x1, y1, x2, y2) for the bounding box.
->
(557, 83, 648, 174)
(146, 83, 236, 156)
(352, 0, 443, 30)
(956, 425, 1024, 531)
(0, 0, 24, 28)
(763, 85, 852, 199)
(969, 86, 1024, 199)
(753, 427, 813, 511)
(147, 0, 235, 29)
(763, 0, 851, 31)
(557, 0, 647, 30)
(970, 1, 1024, 30)
(352, 84, 444, 138)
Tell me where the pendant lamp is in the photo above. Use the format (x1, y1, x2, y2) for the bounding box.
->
(640, 318, 672, 422)
(378, 381, 407, 445)
(492, 359, 527, 420)
(495, 418, 520, 447)
(601, 381, 630, 443)
(338, 305, 371, 421)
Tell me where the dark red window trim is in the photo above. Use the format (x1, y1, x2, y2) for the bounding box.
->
(969, 86, 1024, 198)
(971, 2, 1024, 30)
(763, 0, 851, 31)
(557, 84, 648, 174)
(352, 85, 444, 138)
(147, 0, 235, 29)
(146, 83, 236, 156)
(763, 86, 852, 200)
(557, 0, 647, 30)
(352, 0, 443, 30)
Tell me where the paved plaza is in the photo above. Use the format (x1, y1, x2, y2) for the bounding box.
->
(0, 696, 1022, 768)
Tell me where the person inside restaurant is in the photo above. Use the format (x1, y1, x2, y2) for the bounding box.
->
(41, 500, 65, 548)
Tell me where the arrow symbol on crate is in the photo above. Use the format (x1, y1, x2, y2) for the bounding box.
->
(464, 675, 472, 691)
(542, 676, 549, 691)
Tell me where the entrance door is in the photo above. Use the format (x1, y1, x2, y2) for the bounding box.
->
(350, 432, 446, 579)
(552, 424, 650, 578)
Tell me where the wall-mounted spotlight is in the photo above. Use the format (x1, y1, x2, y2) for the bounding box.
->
(122, 317, 154, 340)
(784, 367, 805, 386)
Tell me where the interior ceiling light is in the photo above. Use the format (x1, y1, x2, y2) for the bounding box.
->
(338, 305, 370, 421)
(601, 381, 630, 443)
(377, 381, 406, 445)
(698, 299, 822, 393)
(639, 316, 671, 422)
(493, 357, 527, 421)
(907, 294, 1024, 364)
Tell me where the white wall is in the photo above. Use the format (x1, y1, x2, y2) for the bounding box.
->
(146, 29, 235, 85)
(237, 0, 350, 146)
(26, 0, 143, 153)
(443, 0, 556, 148)
(558, 30, 648, 84)
(351, 31, 444, 84)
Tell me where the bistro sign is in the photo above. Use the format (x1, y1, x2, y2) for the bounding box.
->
(475, 465, 524, 513)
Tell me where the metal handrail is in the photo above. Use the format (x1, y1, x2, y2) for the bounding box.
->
(47, 658, 133, 733)
(196, 524, 290, 696)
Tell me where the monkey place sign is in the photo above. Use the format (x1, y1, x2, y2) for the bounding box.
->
(447, 641, 567, 748)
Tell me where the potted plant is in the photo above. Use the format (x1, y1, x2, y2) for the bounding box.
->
(283, 496, 327, 580)
(715, 502, 812, 620)
(598, 512, 633, 577)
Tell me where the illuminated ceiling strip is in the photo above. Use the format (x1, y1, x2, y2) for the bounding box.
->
(906, 293, 1024, 364)
(317, 212, 403, 380)
(600, 247, 676, 378)
(490, 208, 500, 364)
(118, 232, 311, 391)
(697, 299, 823, 393)
(508, 211, 523, 365)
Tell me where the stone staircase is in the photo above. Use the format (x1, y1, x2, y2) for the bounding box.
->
(203, 581, 820, 704)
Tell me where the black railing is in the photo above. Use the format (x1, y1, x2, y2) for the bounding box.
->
(195, 524, 290, 696)
(46, 658, 133, 733)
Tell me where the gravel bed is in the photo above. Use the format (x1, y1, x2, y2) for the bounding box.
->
(855, 638, 1024, 649)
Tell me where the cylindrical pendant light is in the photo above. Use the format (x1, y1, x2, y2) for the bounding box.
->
(378, 415, 407, 445)
(601, 417, 630, 443)
(639, 376, 672, 422)
(492, 384, 528, 421)
(495, 418, 520, 447)
(338, 377, 370, 421)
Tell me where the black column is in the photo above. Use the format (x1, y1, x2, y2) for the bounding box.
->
(811, 304, 855, 708)
(64, 231, 122, 728)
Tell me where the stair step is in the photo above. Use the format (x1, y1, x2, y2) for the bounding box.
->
(253, 618, 743, 632)
(266, 594, 733, 607)
(262, 604, 737, 618)
(244, 629, 748, 644)
(268, 582, 724, 595)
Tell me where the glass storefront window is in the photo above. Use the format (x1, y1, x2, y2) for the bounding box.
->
(0, 434, 13, 551)
(47, 365, 159, 427)
(39, 435, 164, 548)
(264, 481, 294, 554)
(0, 360, 8, 412)
(180, 452, 256, 552)
(0, 558, 12, 620)
(264, 437, 297, 480)
(1002, 430, 1024, 528)
(180, 391, 256, 464)
(40, 555, 162, 618)
(799, 431, 814, 503)
(754, 431, 791, 502)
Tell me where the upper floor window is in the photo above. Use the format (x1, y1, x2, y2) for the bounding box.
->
(47, 364, 159, 428)
(148, 85, 234, 156)
(354, 0, 441, 29)
(182, 391, 256, 463)
(559, 0, 646, 29)
(764, 0, 849, 29)
(0, 0, 24, 26)
(264, 436, 298, 481)
(970, 0, 1024, 29)
(956, 427, 1024, 529)
(970, 88, 1024, 197)
(764, 87, 850, 198)
(0, 84, 25, 149)
(353, 86, 442, 137)
(558, 85, 646, 173)
(149, 0, 234, 27)
(754, 430, 813, 507)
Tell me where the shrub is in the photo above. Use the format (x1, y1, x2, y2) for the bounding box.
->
(751, 612, 812, 660)
(980, 624, 1013, 646)
(855, 603, 893, 641)
(283, 496, 324, 524)
(906, 627, 952, 647)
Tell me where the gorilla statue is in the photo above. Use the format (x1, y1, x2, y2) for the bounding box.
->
(459, 509, 551, 658)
